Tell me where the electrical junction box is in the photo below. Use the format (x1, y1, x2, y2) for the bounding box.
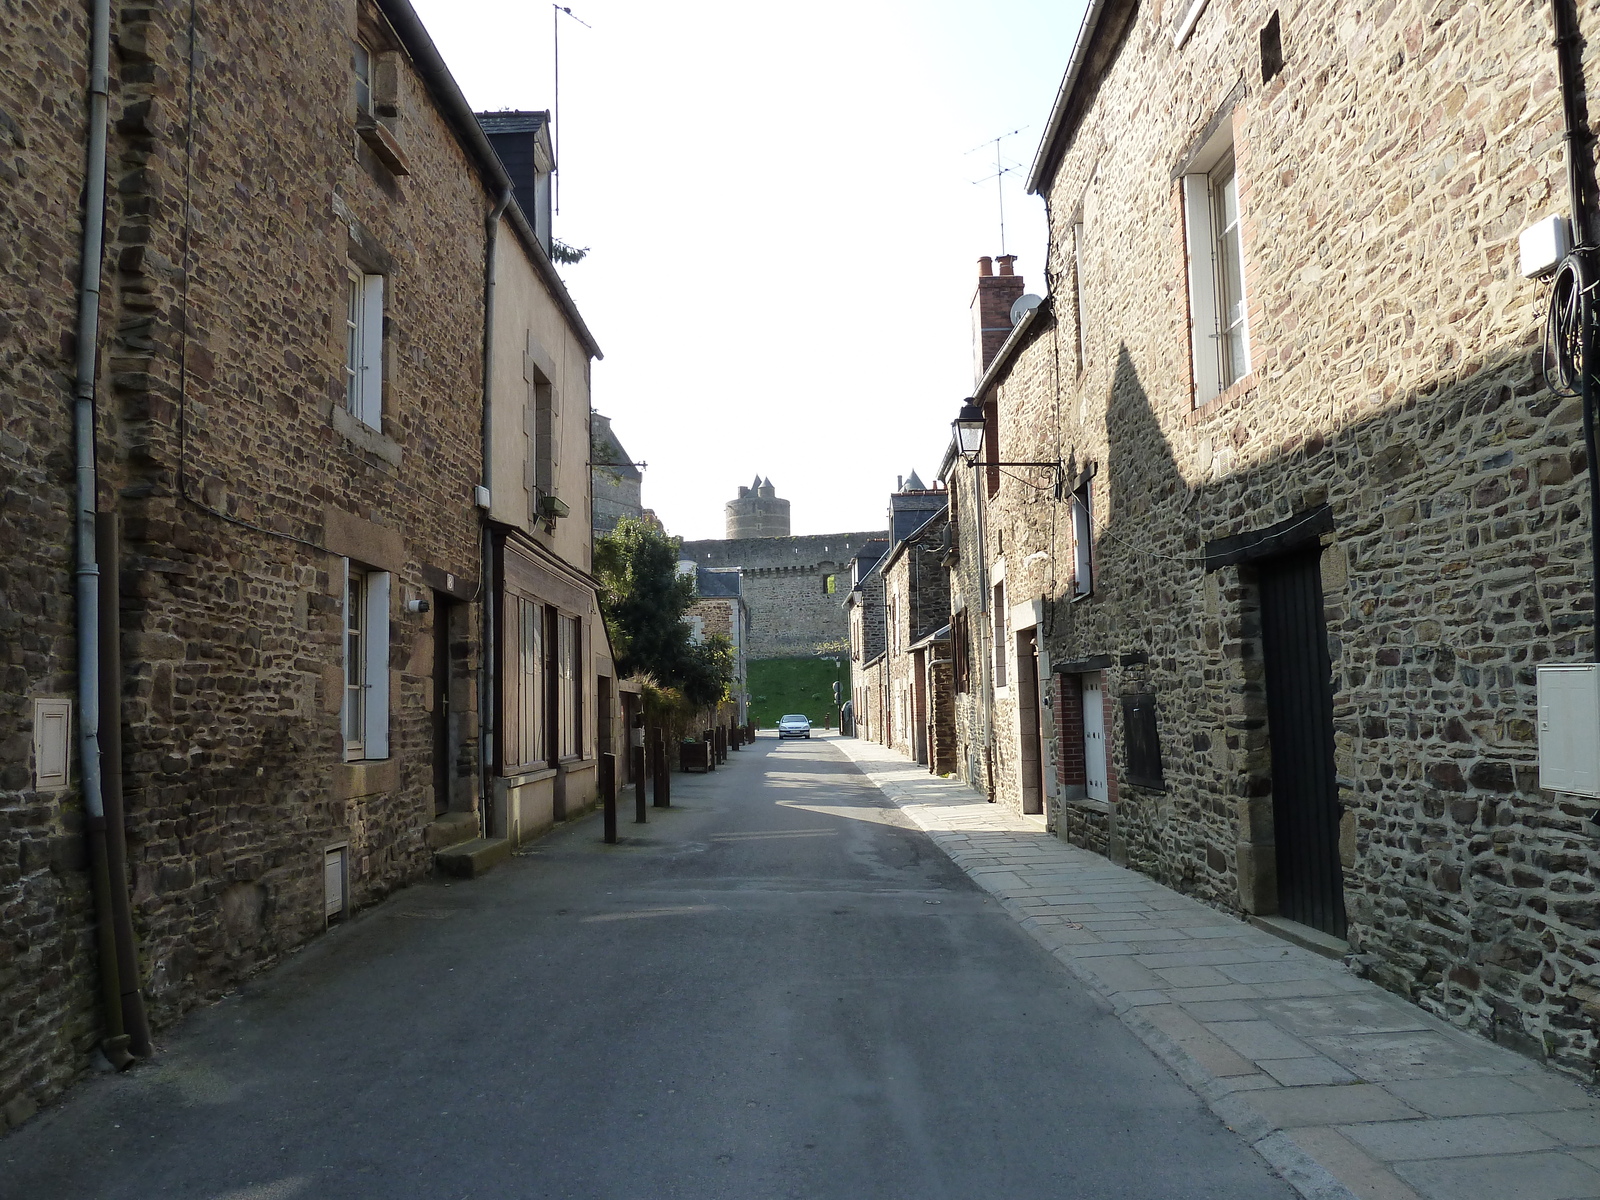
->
(1520, 214, 1571, 279)
(1538, 663, 1600, 796)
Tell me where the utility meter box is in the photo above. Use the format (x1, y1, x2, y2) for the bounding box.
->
(1537, 663, 1600, 796)
(1520, 214, 1571, 279)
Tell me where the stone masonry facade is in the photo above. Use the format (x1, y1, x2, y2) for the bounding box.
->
(0, 0, 509, 1122)
(684, 529, 886, 661)
(948, 0, 1600, 1081)
(0, 0, 98, 1131)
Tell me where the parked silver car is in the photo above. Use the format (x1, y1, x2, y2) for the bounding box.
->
(777, 714, 811, 739)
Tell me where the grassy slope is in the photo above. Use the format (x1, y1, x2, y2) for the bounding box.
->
(747, 657, 846, 729)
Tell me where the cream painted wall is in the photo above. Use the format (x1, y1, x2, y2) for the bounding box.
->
(486, 220, 594, 572)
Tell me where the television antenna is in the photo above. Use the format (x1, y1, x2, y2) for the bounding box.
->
(967, 127, 1028, 258)
(552, 4, 591, 215)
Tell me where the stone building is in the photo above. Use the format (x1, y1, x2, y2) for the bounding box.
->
(681, 479, 884, 662)
(847, 484, 955, 769)
(478, 109, 609, 852)
(844, 541, 890, 741)
(0, 0, 607, 1123)
(940, 0, 1600, 1080)
(725, 477, 790, 538)
(590, 412, 645, 535)
(686, 568, 750, 725)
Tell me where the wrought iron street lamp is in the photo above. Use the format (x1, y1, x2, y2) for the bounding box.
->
(950, 399, 1065, 497)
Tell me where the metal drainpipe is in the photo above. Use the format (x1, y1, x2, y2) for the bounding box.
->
(1553, 0, 1600, 661)
(478, 188, 512, 837)
(73, 0, 139, 1069)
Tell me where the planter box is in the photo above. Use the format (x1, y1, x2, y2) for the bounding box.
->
(680, 740, 710, 773)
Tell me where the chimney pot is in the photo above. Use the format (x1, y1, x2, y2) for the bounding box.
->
(977, 256, 993, 277)
(997, 254, 1017, 277)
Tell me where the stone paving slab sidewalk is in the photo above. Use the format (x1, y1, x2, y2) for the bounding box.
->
(832, 736, 1600, 1200)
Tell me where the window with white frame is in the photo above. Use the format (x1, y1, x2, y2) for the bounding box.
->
(1072, 480, 1093, 597)
(345, 268, 384, 429)
(1182, 137, 1250, 403)
(343, 562, 390, 760)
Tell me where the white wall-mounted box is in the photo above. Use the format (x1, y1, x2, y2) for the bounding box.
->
(1520, 214, 1571, 279)
(32, 698, 70, 790)
(1538, 663, 1600, 796)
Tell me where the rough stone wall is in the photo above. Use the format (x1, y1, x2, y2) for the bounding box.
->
(684, 531, 886, 572)
(967, 0, 1600, 1078)
(847, 565, 887, 745)
(876, 521, 953, 762)
(929, 658, 957, 775)
(725, 491, 790, 539)
(944, 475, 992, 797)
(590, 415, 642, 534)
(2, 0, 492, 1120)
(0, 0, 100, 1131)
(684, 531, 886, 661)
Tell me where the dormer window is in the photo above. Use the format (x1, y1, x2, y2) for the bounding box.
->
(350, 29, 410, 175)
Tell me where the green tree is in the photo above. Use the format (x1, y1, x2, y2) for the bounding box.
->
(594, 517, 732, 708)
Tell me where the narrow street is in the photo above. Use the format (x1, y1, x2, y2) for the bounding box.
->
(3, 734, 1291, 1200)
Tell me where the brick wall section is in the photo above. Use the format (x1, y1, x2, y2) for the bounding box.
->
(2, 0, 494, 1119)
(960, 0, 1600, 1078)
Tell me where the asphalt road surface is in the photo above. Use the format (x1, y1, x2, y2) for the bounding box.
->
(2, 734, 1295, 1200)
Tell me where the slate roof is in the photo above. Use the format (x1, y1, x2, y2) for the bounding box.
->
(695, 567, 742, 599)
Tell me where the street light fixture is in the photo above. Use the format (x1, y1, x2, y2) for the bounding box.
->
(950, 398, 1065, 497)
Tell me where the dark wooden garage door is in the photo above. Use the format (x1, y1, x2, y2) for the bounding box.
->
(1258, 546, 1347, 938)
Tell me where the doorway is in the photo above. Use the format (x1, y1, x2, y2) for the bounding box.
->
(431, 593, 456, 816)
(1257, 546, 1347, 938)
(911, 648, 928, 765)
(1017, 629, 1044, 814)
(1080, 672, 1108, 802)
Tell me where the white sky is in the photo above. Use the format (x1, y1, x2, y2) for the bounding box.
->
(411, 0, 1088, 541)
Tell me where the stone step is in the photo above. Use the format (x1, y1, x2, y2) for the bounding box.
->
(434, 837, 511, 879)
(424, 811, 480, 851)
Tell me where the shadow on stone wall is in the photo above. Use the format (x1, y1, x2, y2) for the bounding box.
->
(1038, 335, 1599, 1076)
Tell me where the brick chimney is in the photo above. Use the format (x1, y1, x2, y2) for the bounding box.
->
(970, 255, 1025, 381)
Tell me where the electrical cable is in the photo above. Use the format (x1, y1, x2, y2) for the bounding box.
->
(1542, 251, 1595, 399)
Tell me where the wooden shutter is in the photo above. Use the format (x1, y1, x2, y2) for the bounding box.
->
(364, 570, 390, 759)
(358, 273, 384, 428)
(1182, 173, 1222, 403)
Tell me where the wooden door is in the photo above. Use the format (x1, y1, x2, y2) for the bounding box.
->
(1258, 547, 1347, 937)
(1082, 673, 1108, 802)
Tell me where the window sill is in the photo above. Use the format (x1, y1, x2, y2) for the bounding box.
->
(334, 757, 399, 800)
(503, 765, 558, 786)
(1185, 371, 1257, 425)
(332, 404, 402, 470)
(356, 115, 411, 176)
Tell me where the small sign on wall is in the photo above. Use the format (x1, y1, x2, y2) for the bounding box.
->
(32, 698, 71, 790)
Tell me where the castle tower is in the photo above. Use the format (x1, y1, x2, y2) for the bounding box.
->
(725, 475, 791, 538)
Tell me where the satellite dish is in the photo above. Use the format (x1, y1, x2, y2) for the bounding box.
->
(1010, 293, 1043, 326)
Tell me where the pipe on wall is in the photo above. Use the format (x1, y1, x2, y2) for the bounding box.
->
(74, 0, 144, 1067)
(1552, 0, 1600, 661)
(478, 187, 513, 837)
(96, 516, 151, 1056)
